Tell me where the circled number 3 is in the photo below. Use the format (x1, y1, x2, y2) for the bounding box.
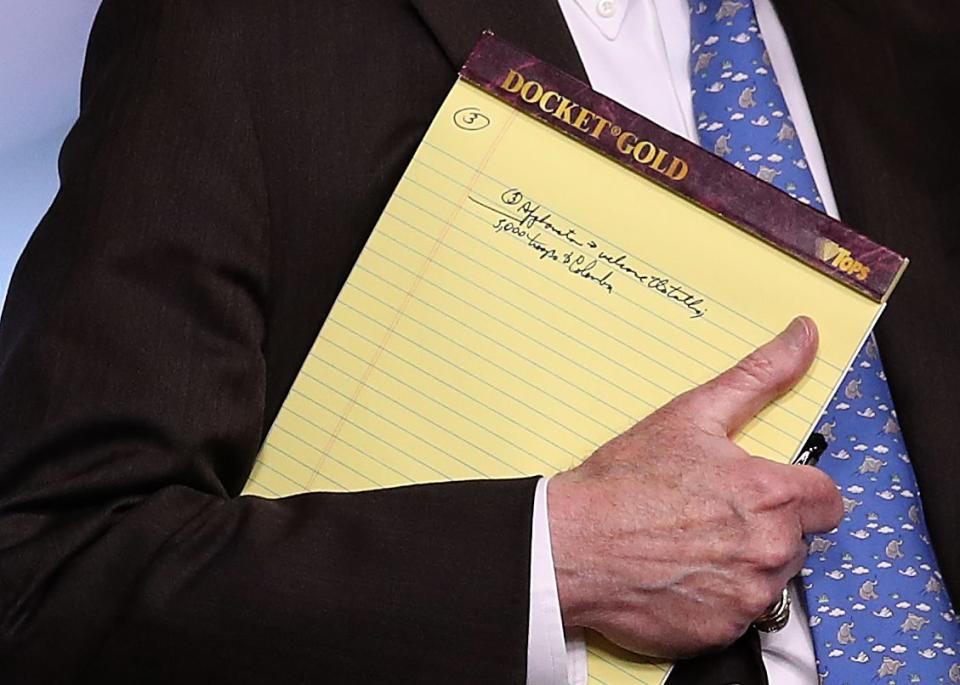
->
(453, 107, 491, 131)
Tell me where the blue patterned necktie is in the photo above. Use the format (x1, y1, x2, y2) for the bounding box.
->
(688, 2, 960, 683)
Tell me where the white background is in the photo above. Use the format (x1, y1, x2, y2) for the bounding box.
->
(0, 0, 102, 303)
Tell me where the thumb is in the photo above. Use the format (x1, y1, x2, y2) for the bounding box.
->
(673, 316, 818, 437)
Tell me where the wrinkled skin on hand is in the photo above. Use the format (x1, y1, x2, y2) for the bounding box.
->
(548, 316, 843, 658)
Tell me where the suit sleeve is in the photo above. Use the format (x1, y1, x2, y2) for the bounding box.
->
(0, 1, 535, 682)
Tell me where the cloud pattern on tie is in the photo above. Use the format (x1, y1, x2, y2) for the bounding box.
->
(689, 0, 823, 211)
(688, 2, 960, 682)
(806, 338, 960, 684)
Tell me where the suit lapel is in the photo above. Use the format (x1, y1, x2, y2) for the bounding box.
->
(769, 0, 943, 243)
(410, 0, 588, 80)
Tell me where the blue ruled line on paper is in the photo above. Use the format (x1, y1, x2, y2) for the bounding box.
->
(418, 139, 844, 373)
(389, 177, 831, 404)
(245, 474, 282, 497)
(283, 388, 455, 481)
(399, 166, 837, 393)
(270, 419, 398, 489)
(290, 384, 482, 480)
(351, 263, 789, 458)
(273, 416, 414, 485)
(335, 295, 626, 437)
(340, 277, 787, 460)
(323, 314, 601, 449)
(366, 229, 807, 446)
(298, 362, 530, 477)
(314, 334, 579, 467)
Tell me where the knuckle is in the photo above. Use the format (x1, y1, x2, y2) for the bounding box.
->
(730, 352, 778, 390)
(740, 463, 796, 510)
(746, 520, 801, 572)
(744, 586, 776, 618)
(759, 477, 795, 510)
(785, 543, 809, 577)
(761, 538, 797, 571)
(737, 572, 785, 618)
(694, 617, 745, 649)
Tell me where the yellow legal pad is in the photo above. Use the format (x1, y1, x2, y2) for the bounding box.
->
(242, 35, 905, 684)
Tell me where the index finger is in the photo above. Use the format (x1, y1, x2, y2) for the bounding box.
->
(766, 460, 844, 534)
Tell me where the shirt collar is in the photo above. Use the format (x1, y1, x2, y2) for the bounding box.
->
(568, 0, 631, 40)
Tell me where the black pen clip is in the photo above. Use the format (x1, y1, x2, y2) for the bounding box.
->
(792, 432, 827, 467)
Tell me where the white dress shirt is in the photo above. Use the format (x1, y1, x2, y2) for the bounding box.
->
(527, 1, 846, 682)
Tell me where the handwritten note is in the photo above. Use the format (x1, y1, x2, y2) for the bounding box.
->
(242, 76, 884, 684)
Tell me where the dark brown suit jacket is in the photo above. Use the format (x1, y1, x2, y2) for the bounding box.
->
(0, 0, 955, 682)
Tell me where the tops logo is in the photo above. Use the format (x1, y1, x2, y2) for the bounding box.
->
(817, 239, 871, 282)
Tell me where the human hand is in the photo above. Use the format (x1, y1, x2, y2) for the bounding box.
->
(547, 316, 842, 658)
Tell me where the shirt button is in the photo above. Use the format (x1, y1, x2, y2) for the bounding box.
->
(596, 0, 617, 18)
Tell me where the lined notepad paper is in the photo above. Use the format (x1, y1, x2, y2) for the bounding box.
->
(242, 35, 905, 685)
